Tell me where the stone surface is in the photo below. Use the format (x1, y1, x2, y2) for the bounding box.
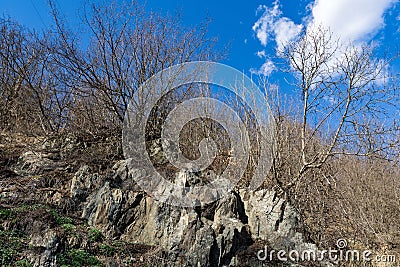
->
(70, 165, 101, 199)
(4, 155, 331, 267)
(78, 160, 327, 266)
(13, 151, 66, 176)
(28, 229, 59, 267)
(239, 189, 314, 250)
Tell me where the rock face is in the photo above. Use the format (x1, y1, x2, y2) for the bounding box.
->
(240, 189, 315, 252)
(14, 151, 67, 176)
(75, 160, 322, 267)
(70, 165, 101, 200)
(28, 229, 59, 267)
(3, 141, 325, 266)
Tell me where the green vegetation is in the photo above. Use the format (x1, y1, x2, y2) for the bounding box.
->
(58, 249, 102, 267)
(0, 208, 13, 220)
(88, 228, 104, 243)
(15, 259, 32, 267)
(99, 243, 117, 256)
(51, 210, 74, 225)
(62, 223, 76, 232)
(0, 246, 17, 266)
(0, 230, 27, 267)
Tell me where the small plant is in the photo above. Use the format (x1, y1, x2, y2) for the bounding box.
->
(14, 203, 43, 212)
(0, 229, 26, 266)
(99, 243, 117, 256)
(0, 208, 12, 220)
(62, 223, 76, 232)
(51, 210, 73, 225)
(88, 228, 103, 242)
(15, 259, 32, 267)
(57, 249, 102, 267)
(0, 246, 17, 266)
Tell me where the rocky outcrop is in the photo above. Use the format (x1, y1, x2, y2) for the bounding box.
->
(76, 160, 323, 266)
(240, 189, 315, 252)
(70, 165, 102, 200)
(14, 151, 67, 176)
(28, 229, 59, 267)
(2, 141, 325, 266)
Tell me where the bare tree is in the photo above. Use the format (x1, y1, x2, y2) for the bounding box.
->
(267, 26, 399, 194)
(0, 18, 71, 134)
(253, 25, 400, 248)
(50, 1, 218, 135)
(0, 19, 25, 131)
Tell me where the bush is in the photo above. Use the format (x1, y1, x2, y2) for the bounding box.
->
(51, 211, 73, 225)
(62, 223, 76, 232)
(88, 228, 103, 243)
(0, 230, 26, 266)
(99, 243, 117, 256)
(58, 249, 102, 267)
(0, 208, 12, 220)
(15, 259, 32, 267)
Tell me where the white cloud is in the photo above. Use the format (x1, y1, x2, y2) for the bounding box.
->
(310, 0, 397, 43)
(253, 0, 397, 49)
(309, 0, 396, 78)
(252, 2, 302, 50)
(251, 1, 302, 76)
(274, 18, 303, 51)
(250, 59, 276, 76)
(252, 0, 397, 77)
(256, 50, 266, 58)
(252, 3, 279, 46)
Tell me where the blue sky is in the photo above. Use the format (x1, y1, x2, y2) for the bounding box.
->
(1, 0, 399, 82)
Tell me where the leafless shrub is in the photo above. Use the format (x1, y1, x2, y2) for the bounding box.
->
(49, 0, 218, 135)
(259, 25, 400, 252)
